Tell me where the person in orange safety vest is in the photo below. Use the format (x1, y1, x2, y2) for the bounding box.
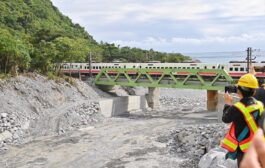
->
(221, 73, 264, 167)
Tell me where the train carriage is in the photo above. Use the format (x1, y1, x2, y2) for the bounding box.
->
(60, 62, 265, 84)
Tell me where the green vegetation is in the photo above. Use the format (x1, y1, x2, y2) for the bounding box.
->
(0, 0, 191, 75)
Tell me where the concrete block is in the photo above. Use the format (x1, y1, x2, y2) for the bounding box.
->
(99, 96, 148, 117)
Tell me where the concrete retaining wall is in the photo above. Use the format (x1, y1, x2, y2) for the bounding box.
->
(99, 96, 148, 117)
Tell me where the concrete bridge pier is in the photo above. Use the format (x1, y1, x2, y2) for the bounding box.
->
(146, 87, 160, 109)
(207, 90, 218, 111)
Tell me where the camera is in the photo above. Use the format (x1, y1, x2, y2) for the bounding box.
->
(225, 85, 237, 93)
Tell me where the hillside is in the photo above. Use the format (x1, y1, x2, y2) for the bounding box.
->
(0, 0, 191, 74)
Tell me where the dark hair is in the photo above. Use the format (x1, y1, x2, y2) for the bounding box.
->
(238, 86, 255, 97)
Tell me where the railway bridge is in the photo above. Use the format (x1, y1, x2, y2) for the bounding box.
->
(63, 67, 234, 111)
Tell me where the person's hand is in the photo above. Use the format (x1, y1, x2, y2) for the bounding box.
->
(224, 92, 233, 105)
(240, 129, 265, 168)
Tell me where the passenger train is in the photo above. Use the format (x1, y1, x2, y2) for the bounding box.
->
(60, 62, 265, 81)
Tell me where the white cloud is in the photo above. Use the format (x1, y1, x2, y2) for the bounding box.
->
(51, 0, 265, 52)
(122, 1, 213, 22)
(52, 0, 214, 24)
(52, 0, 265, 24)
(112, 32, 265, 52)
(218, 0, 265, 18)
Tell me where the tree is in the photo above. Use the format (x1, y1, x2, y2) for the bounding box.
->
(0, 29, 31, 74)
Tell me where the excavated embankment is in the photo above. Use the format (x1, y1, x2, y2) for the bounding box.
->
(0, 73, 111, 147)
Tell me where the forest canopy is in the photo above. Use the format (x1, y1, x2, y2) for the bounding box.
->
(0, 0, 191, 74)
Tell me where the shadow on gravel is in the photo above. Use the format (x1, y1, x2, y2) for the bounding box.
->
(117, 109, 218, 123)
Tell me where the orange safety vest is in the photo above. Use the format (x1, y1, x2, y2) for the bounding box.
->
(221, 101, 264, 153)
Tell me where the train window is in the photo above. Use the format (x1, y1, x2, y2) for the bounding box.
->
(204, 66, 207, 69)
(124, 66, 126, 68)
(197, 67, 200, 69)
(240, 67, 244, 71)
(133, 66, 135, 68)
(139, 66, 142, 68)
(187, 67, 190, 69)
(96, 66, 98, 69)
(92, 66, 95, 69)
(221, 66, 224, 69)
(235, 68, 238, 71)
(212, 66, 215, 69)
(229, 67, 233, 71)
(76, 65, 78, 67)
(192, 67, 195, 69)
(183, 67, 186, 69)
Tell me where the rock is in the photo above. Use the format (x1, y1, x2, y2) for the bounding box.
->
(21, 121, 30, 130)
(1, 113, 7, 118)
(0, 131, 12, 141)
(12, 133, 19, 140)
(198, 147, 237, 168)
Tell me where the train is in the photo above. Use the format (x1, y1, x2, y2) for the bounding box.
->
(60, 62, 265, 82)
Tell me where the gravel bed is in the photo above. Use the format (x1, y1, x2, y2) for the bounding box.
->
(168, 123, 228, 167)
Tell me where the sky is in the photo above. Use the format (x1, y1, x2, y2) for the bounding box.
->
(51, 0, 265, 53)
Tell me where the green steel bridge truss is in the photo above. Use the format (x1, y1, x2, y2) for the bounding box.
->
(94, 68, 234, 90)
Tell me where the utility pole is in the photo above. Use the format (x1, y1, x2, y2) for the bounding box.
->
(246, 47, 251, 73)
(246, 47, 258, 73)
(89, 52, 92, 78)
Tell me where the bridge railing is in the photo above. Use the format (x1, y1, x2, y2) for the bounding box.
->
(94, 68, 234, 90)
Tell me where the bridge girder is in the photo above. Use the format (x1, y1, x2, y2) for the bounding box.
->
(94, 68, 234, 90)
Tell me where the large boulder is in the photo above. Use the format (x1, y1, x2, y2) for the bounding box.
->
(198, 147, 237, 168)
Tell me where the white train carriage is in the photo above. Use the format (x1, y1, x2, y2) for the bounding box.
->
(60, 62, 265, 80)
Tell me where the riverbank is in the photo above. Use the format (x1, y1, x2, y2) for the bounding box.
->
(0, 74, 231, 167)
